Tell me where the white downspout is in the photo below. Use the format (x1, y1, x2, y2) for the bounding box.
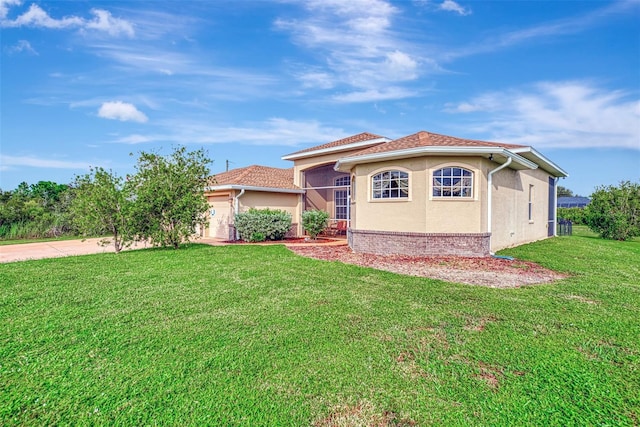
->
(234, 189, 246, 240)
(553, 177, 559, 237)
(487, 157, 512, 253)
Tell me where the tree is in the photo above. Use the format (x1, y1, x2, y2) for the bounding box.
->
(584, 181, 640, 241)
(557, 185, 575, 197)
(70, 167, 135, 253)
(129, 147, 211, 249)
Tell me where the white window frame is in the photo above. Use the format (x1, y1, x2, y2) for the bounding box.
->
(432, 166, 474, 199)
(334, 176, 350, 220)
(370, 170, 409, 200)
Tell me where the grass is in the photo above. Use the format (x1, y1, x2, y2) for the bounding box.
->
(1, 233, 638, 425)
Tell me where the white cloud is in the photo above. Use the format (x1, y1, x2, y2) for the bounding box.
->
(112, 118, 346, 147)
(0, 154, 89, 169)
(333, 87, 416, 103)
(446, 0, 637, 60)
(446, 81, 640, 150)
(0, 0, 21, 20)
(98, 101, 148, 123)
(113, 134, 153, 144)
(84, 9, 134, 37)
(6, 39, 37, 55)
(1, 3, 134, 37)
(439, 0, 471, 16)
(275, 0, 427, 102)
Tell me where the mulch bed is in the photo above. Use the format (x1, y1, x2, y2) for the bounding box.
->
(288, 245, 567, 288)
(223, 237, 338, 245)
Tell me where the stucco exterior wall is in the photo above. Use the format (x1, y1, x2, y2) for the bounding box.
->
(490, 167, 552, 252)
(351, 156, 487, 234)
(206, 190, 300, 239)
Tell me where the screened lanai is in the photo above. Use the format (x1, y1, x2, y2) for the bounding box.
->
(300, 163, 351, 227)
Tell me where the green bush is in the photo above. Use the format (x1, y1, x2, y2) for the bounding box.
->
(585, 181, 640, 241)
(557, 207, 586, 225)
(234, 208, 292, 242)
(301, 209, 329, 239)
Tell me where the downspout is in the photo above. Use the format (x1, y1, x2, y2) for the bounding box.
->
(553, 177, 559, 237)
(234, 189, 246, 240)
(487, 157, 512, 254)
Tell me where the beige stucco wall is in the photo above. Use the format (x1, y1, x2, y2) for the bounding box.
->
(490, 167, 552, 252)
(237, 191, 299, 217)
(205, 190, 300, 239)
(351, 156, 487, 234)
(349, 155, 555, 252)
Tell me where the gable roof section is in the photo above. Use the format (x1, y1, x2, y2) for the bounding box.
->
(206, 165, 304, 194)
(335, 131, 568, 177)
(282, 132, 390, 161)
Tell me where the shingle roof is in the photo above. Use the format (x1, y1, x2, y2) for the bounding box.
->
(284, 132, 387, 157)
(347, 131, 526, 158)
(208, 165, 298, 190)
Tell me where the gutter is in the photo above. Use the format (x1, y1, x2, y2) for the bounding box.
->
(487, 157, 512, 254)
(205, 184, 305, 194)
(334, 147, 537, 172)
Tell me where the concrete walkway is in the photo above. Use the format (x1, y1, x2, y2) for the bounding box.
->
(0, 237, 346, 263)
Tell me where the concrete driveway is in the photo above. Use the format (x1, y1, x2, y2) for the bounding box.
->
(0, 238, 149, 263)
(0, 236, 344, 263)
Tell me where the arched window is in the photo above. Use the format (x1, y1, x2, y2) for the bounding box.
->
(433, 167, 473, 198)
(372, 170, 409, 199)
(334, 176, 350, 187)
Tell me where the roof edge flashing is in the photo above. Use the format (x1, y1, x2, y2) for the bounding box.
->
(282, 137, 391, 161)
(205, 184, 305, 194)
(335, 146, 538, 172)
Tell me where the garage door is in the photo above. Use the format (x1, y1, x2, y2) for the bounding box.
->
(208, 195, 231, 239)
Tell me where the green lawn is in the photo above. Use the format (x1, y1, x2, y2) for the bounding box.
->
(1, 233, 638, 426)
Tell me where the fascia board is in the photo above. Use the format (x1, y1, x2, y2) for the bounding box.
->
(205, 184, 305, 194)
(511, 147, 569, 177)
(281, 137, 391, 161)
(334, 147, 538, 172)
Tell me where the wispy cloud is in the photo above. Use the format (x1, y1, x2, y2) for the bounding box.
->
(445, 0, 638, 60)
(6, 39, 37, 55)
(275, 0, 429, 102)
(1, 2, 134, 37)
(0, 154, 89, 169)
(445, 81, 640, 149)
(439, 0, 471, 16)
(111, 118, 346, 147)
(98, 101, 148, 123)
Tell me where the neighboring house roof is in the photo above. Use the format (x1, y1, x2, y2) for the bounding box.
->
(206, 165, 304, 194)
(334, 131, 568, 177)
(282, 132, 390, 161)
(558, 196, 590, 208)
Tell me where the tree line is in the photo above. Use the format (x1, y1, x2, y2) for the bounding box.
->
(0, 147, 211, 251)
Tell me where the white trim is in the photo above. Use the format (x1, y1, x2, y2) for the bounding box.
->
(205, 184, 305, 194)
(335, 146, 538, 172)
(510, 146, 568, 177)
(282, 137, 390, 161)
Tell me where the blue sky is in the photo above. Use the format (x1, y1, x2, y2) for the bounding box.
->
(1, 0, 639, 197)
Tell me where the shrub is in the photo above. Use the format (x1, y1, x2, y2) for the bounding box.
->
(302, 209, 329, 239)
(557, 207, 586, 225)
(584, 181, 640, 241)
(234, 208, 292, 242)
(249, 232, 266, 243)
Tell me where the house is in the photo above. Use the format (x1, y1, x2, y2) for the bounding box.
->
(204, 131, 568, 256)
(557, 196, 590, 208)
